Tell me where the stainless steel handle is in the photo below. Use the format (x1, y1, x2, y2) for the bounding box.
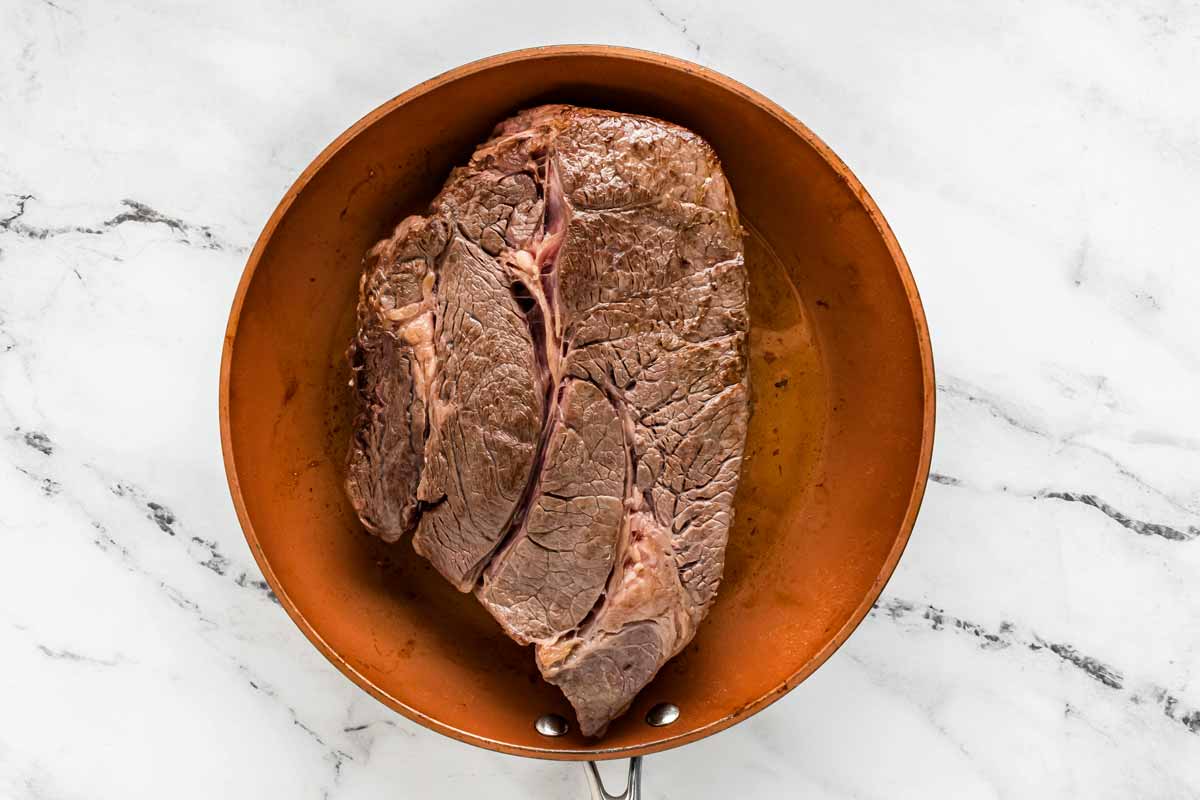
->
(584, 757, 642, 800)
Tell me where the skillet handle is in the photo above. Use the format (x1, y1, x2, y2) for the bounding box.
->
(583, 757, 642, 800)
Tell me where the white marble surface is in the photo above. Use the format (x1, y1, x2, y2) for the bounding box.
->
(2, 1, 1199, 797)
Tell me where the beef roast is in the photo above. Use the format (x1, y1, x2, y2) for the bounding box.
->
(347, 105, 749, 735)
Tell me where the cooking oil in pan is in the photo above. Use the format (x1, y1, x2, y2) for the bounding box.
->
(723, 221, 829, 587)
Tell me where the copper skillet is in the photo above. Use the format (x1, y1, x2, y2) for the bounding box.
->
(219, 45, 935, 797)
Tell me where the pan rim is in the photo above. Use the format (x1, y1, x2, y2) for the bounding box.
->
(218, 44, 936, 761)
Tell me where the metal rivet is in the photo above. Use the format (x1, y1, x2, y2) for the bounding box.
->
(535, 713, 569, 737)
(645, 702, 680, 727)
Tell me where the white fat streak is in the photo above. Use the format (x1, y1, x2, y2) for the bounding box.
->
(380, 270, 438, 406)
(507, 248, 563, 388)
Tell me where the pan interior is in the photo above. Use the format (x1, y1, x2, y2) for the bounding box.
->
(222, 48, 931, 760)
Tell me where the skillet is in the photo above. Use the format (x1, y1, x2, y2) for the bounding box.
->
(219, 45, 935, 796)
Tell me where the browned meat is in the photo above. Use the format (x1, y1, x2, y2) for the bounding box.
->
(347, 105, 749, 735)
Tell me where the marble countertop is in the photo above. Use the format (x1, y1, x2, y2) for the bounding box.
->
(3, 1, 1199, 797)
